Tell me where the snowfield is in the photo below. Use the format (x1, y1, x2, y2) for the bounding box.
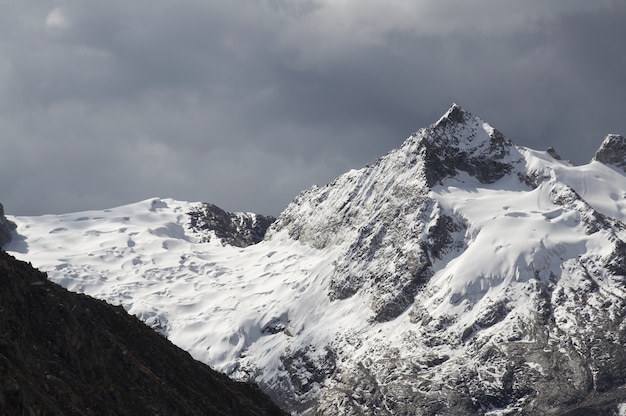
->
(7, 105, 626, 415)
(7, 198, 333, 375)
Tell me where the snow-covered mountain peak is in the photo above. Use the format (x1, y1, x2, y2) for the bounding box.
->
(402, 103, 523, 186)
(268, 105, 531, 324)
(593, 133, 626, 172)
(270, 105, 525, 249)
(431, 102, 480, 132)
(6, 106, 626, 415)
(428, 103, 508, 148)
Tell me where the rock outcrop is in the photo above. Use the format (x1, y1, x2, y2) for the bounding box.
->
(593, 134, 626, 172)
(188, 203, 276, 247)
(0, 203, 16, 248)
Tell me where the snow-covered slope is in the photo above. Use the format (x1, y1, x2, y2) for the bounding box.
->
(6, 105, 626, 415)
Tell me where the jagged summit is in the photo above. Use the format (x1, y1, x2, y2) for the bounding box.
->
(427, 103, 511, 148)
(435, 102, 467, 125)
(401, 104, 522, 185)
(593, 133, 626, 172)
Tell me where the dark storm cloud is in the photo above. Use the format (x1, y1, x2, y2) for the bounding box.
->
(1, 1, 624, 216)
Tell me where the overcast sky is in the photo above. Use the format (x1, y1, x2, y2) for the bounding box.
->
(1, 1, 625, 216)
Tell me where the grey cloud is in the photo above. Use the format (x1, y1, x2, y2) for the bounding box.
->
(1, 1, 625, 216)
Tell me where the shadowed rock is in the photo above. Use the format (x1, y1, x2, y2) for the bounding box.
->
(0, 203, 16, 248)
(0, 251, 287, 416)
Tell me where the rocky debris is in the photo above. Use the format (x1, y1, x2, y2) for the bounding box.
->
(0, 203, 16, 248)
(593, 134, 626, 172)
(281, 347, 337, 395)
(0, 251, 287, 416)
(188, 203, 276, 247)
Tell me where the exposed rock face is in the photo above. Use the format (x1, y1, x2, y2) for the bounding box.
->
(304, 179, 626, 415)
(188, 203, 276, 247)
(0, 203, 16, 248)
(593, 134, 626, 172)
(419, 103, 521, 186)
(269, 105, 521, 324)
(0, 251, 287, 416)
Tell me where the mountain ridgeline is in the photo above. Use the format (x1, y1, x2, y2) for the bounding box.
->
(5, 104, 626, 415)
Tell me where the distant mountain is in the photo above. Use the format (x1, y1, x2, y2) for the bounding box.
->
(0, 249, 286, 415)
(6, 104, 626, 415)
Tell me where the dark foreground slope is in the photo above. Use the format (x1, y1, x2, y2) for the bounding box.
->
(0, 251, 286, 416)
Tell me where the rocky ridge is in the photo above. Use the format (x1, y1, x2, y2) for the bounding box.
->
(188, 202, 276, 247)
